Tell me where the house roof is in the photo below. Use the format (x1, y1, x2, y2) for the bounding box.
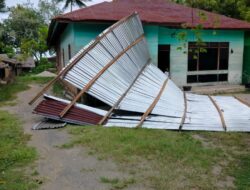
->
(0, 54, 35, 68)
(48, 0, 250, 46)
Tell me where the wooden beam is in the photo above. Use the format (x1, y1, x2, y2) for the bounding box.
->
(29, 12, 138, 105)
(98, 59, 151, 125)
(208, 95, 227, 131)
(136, 78, 169, 128)
(234, 96, 250, 107)
(179, 92, 187, 130)
(59, 34, 145, 118)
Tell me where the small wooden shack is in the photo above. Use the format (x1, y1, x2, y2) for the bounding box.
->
(0, 54, 35, 84)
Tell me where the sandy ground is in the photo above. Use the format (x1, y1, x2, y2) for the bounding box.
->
(0, 84, 145, 190)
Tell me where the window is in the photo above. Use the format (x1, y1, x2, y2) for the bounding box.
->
(187, 42, 229, 83)
(62, 48, 65, 66)
(68, 44, 71, 60)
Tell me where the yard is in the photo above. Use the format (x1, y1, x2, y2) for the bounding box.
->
(0, 76, 250, 190)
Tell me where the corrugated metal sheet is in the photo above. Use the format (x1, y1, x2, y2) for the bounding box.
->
(33, 13, 250, 132)
(33, 95, 106, 125)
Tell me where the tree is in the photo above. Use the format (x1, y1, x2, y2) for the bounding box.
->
(1, 5, 49, 62)
(56, 0, 90, 12)
(0, 0, 6, 12)
(21, 26, 48, 61)
(4, 5, 44, 48)
(0, 0, 4, 9)
(38, 0, 62, 24)
(171, 0, 250, 22)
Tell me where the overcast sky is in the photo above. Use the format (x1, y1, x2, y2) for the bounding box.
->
(0, 0, 110, 21)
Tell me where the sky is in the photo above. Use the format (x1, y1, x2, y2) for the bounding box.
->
(0, 0, 111, 21)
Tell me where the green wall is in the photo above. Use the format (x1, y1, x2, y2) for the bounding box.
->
(158, 27, 244, 85)
(73, 23, 109, 54)
(59, 22, 245, 86)
(243, 32, 250, 83)
(60, 23, 74, 66)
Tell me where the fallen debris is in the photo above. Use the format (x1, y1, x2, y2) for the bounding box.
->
(30, 13, 250, 132)
(33, 95, 107, 125)
(32, 119, 67, 130)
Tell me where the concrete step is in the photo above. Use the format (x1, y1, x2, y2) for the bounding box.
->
(190, 84, 247, 95)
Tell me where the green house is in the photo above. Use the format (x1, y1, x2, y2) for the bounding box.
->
(47, 0, 250, 86)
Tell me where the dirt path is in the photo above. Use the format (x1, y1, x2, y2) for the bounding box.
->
(0, 84, 138, 190)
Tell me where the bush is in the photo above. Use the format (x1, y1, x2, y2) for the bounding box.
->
(31, 58, 55, 74)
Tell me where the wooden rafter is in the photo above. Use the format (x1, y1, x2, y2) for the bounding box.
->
(208, 95, 227, 131)
(29, 12, 137, 105)
(179, 92, 187, 130)
(234, 96, 250, 107)
(136, 78, 169, 128)
(59, 34, 145, 118)
(98, 59, 151, 125)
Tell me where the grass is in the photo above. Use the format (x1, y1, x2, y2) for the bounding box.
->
(100, 176, 136, 190)
(0, 75, 53, 106)
(52, 81, 65, 97)
(65, 126, 250, 190)
(0, 110, 38, 190)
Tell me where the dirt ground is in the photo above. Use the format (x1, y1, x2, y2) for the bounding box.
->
(0, 84, 144, 190)
(1, 84, 249, 190)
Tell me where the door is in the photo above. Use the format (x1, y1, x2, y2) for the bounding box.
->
(158, 45, 170, 73)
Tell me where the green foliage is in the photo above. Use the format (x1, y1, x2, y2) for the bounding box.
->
(0, 0, 5, 11)
(38, 0, 62, 24)
(0, 76, 53, 105)
(21, 25, 49, 62)
(100, 176, 136, 190)
(52, 81, 65, 97)
(4, 5, 44, 47)
(0, 5, 49, 62)
(56, 0, 89, 11)
(30, 58, 55, 74)
(0, 111, 37, 190)
(171, 0, 250, 22)
(100, 177, 119, 184)
(176, 10, 208, 58)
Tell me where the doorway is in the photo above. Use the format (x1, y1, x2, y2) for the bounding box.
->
(158, 45, 170, 73)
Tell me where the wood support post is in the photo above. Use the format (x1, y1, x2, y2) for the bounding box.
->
(208, 95, 227, 131)
(29, 12, 138, 105)
(234, 96, 250, 107)
(59, 34, 145, 118)
(136, 78, 169, 128)
(98, 59, 151, 125)
(179, 92, 187, 130)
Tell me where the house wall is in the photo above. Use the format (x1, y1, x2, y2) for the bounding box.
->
(59, 23, 75, 66)
(143, 25, 159, 66)
(59, 23, 244, 86)
(73, 23, 109, 55)
(243, 31, 250, 84)
(158, 27, 244, 86)
(60, 23, 161, 67)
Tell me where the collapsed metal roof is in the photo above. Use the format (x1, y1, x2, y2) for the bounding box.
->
(31, 13, 250, 132)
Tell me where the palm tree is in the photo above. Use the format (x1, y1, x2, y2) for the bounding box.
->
(56, 0, 90, 12)
(0, 0, 5, 12)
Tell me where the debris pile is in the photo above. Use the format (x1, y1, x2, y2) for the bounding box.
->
(30, 13, 250, 132)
